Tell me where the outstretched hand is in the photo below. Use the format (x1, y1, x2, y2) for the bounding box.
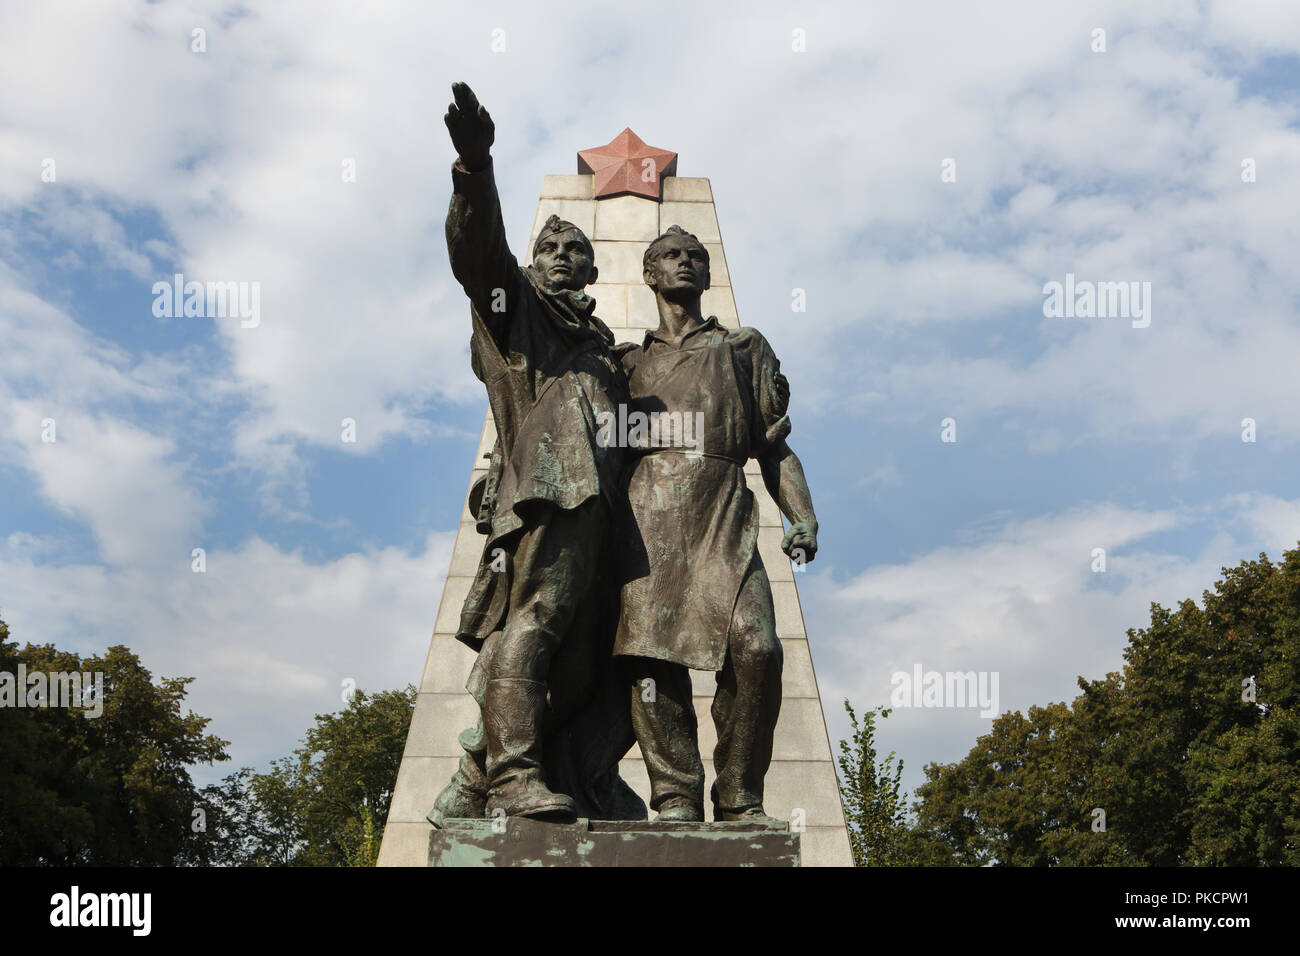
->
(445, 81, 495, 171)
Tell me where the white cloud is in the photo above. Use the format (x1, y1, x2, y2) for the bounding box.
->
(3, 401, 207, 568)
(3, 0, 1297, 467)
(0, 264, 211, 568)
(1227, 492, 1300, 559)
(857, 453, 903, 493)
(0, 530, 455, 777)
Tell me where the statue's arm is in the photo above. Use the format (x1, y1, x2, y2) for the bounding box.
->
(444, 82, 517, 321)
(759, 441, 819, 563)
(745, 328, 818, 562)
(447, 160, 517, 318)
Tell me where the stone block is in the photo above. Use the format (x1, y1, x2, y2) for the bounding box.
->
(376, 821, 433, 867)
(704, 242, 729, 286)
(627, 283, 659, 328)
(660, 201, 721, 242)
(779, 639, 821, 698)
(752, 761, 846, 830)
(590, 283, 628, 327)
(419, 634, 478, 694)
(754, 486, 784, 528)
(540, 174, 594, 200)
(758, 523, 794, 582)
(434, 575, 475, 634)
(702, 286, 738, 326)
(403, 692, 482, 757)
(386, 756, 460, 824)
(771, 581, 807, 638)
(474, 414, 496, 463)
(662, 178, 713, 202)
(446, 521, 487, 578)
(594, 195, 660, 241)
(590, 241, 645, 285)
(800, 826, 856, 868)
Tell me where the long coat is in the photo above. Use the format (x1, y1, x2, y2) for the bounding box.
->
(443, 158, 628, 651)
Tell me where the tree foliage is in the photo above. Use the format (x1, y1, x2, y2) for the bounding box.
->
(837, 701, 916, 865)
(908, 549, 1300, 865)
(0, 620, 231, 865)
(201, 686, 415, 866)
(0, 617, 413, 867)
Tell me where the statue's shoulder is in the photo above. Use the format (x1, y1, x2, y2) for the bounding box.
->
(722, 324, 776, 358)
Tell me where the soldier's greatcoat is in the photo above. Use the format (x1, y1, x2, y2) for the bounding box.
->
(444, 158, 628, 652)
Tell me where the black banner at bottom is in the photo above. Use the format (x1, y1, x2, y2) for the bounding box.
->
(2, 864, 1278, 941)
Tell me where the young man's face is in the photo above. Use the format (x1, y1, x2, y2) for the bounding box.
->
(532, 229, 596, 292)
(644, 234, 710, 299)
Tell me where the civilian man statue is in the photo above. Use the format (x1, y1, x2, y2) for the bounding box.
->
(614, 226, 820, 822)
(428, 82, 640, 825)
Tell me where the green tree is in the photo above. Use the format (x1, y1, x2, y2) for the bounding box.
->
(203, 685, 416, 866)
(199, 765, 304, 866)
(910, 547, 1300, 865)
(837, 701, 919, 865)
(0, 620, 231, 865)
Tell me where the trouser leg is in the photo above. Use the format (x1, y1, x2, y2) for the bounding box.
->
(625, 656, 705, 815)
(711, 559, 783, 815)
(483, 501, 600, 813)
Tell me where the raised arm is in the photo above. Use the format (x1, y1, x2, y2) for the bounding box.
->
(444, 82, 518, 318)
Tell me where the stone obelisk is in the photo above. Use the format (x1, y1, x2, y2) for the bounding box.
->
(377, 132, 853, 867)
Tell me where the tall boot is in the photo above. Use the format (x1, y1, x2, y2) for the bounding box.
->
(483, 678, 577, 820)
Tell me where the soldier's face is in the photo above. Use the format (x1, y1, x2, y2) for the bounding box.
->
(533, 229, 596, 292)
(645, 236, 709, 299)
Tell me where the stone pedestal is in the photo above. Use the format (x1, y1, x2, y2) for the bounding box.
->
(428, 818, 800, 867)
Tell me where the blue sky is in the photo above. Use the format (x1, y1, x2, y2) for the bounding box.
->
(2, 0, 1298, 801)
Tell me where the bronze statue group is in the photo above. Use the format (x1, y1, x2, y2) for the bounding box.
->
(429, 83, 819, 827)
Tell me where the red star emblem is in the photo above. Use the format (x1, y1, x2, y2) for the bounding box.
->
(577, 129, 677, 201)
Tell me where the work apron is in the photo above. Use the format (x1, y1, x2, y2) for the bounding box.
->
(615, 334, 761, 672)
